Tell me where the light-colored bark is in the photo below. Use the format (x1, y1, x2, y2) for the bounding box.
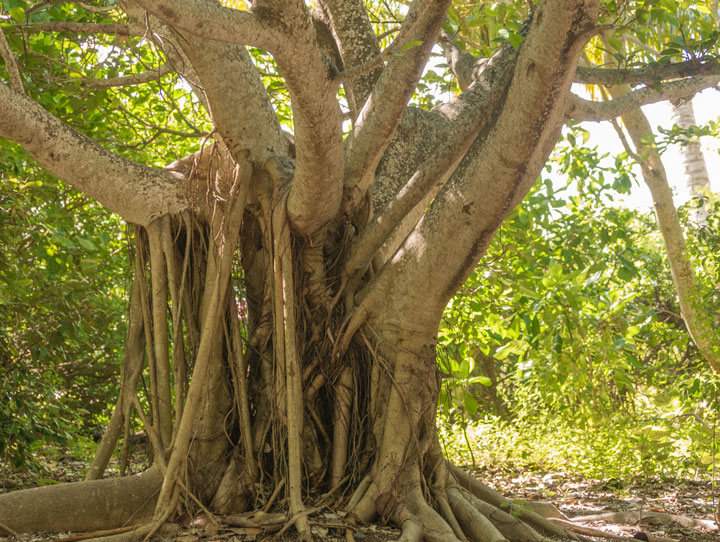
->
(130, 0, 274, 50)
(343, 0, 452, 210)
(567, 75, 720, 122)
(0, 84, 187, 226)
(320, 0, 382, 113)
(574, 59, 720, 86)
(363, 0, 600, 324)
(0, 467, 161, 533)
(607, 84, 720, 372)
(673, 99, 713, 225)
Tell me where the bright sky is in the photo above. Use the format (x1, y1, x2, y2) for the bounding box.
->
(576, 87, 720, 212)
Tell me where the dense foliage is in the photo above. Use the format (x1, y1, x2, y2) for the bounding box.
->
(0, 145, 128, 466)
(438, 127, 720, 479)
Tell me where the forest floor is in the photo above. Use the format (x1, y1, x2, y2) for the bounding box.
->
(0, 446, 718, 542)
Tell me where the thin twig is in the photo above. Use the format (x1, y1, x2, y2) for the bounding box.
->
(0, 521, 19, 537)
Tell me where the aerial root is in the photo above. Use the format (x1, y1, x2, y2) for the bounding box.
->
(0, 521, 19, 537)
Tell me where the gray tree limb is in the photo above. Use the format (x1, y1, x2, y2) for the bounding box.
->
(256, 1, 345, 236)
(566, 75, 720, 121)
(319, 0, 381, 112)
(342, 0, 452, 214)
(361, 0, 601, 329)
(0, 83, 187, 226)
(574, 60, 720, 86)
(130, 0, 275, 50)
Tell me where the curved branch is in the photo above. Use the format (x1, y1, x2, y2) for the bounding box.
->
(258, 1, 344, 236)
(119, 2, 289, 166)
(0, 83, 187, 226)
(0, 26, 23, 93)
(131, 0, 276, 50)
(567, 75, 720, 121)
(361, 0, 601, 327)
(342, 0, 451, 212)
(575, 59, 720, 86)
(171, 34, 289, 164)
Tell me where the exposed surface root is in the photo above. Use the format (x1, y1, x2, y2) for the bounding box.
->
(549, 518, 642, 540)
(571, 511, 717, 531)
(447, 486, 505, 542)
(448, 462, 578, 540)
(460, 487, 553, 542)
(0, 467, 161, 533)
(402, 486, 459, 542)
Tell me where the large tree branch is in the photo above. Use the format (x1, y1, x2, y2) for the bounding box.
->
(171, 35, 289, 165)
(575, 60, 720, 86)
(342, 0, 452, 214)
(567, 75, 720, 121)
(255, 1, 344, 236)
(0, 83, 187, 226)
(360, 0, 601, 329)
(345, 46, 516, 280)
(130, 0, 275, 50)
(319, 0, 381, 113)
(119, 2, 288, 169)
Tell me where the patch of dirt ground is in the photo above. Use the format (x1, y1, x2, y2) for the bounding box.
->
(467, 464, 719, 542)
(1, 455, 718, 541)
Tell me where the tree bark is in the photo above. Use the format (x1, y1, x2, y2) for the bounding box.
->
(608, 85, 720, 372)
(672, 99, 713, 226)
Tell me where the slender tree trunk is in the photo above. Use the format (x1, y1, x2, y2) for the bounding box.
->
(672, 99, 712, 226)
(608, 85, 720, 372)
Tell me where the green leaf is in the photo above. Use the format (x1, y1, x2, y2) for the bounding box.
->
(8, 7, 25, 23)
(401, 40, 424, 53)
(469, 375, 493, 387)
(464, 392, 479, 415)
(508, 32, 525, 51)
(606, 36, 624, 52)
